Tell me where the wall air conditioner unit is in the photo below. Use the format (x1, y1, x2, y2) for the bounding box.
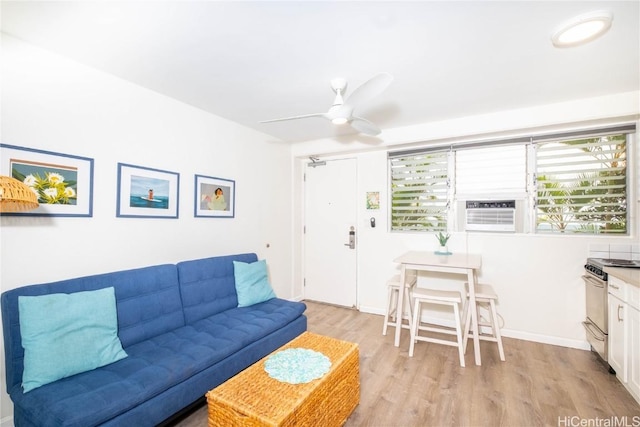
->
(465, 200, 516, 232)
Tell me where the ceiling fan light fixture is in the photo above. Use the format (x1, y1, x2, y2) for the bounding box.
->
(551, 10, 613, 48)
(260, 72, 393, 136)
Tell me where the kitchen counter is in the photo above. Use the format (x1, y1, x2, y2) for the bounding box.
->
(604, 267, 640, 287)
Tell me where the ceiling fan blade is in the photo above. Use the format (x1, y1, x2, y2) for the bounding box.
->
(349, 116, 381, 136)
(259, 113, 327, 123)
(343, 72, 393, 110)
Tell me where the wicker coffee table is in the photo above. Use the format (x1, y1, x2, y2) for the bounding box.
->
(206, 332, 360, 426)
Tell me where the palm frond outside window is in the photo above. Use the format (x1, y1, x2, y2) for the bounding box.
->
(535, 134, 627, 234)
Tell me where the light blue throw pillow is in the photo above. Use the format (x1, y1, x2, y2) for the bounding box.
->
(233, 259, 277, 307)
(18, 287, 128, 393)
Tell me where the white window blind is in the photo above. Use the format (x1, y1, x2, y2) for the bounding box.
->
(388, 124, 633, 235)
(389, 150, 450, 232)
(535, 133, 627, 234)
(456, 145, 527, 196)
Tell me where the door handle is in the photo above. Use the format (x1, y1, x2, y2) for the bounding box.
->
(344, 227, 355, 249)
(582, 321, 605, 341)
(582, 275, 605, 288)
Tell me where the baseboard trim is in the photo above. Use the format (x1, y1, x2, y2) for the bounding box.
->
(1, 415, 14, 427)
(358, 305, 591, 351)
(500, 329, 590, 350)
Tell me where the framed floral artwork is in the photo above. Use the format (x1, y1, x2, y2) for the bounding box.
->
(116, 163, 179, 218)
(0, 143, 94, 217)
(194, 174, 235, 218)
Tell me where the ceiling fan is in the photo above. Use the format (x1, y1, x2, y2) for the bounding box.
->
(259, 72, 393, 136)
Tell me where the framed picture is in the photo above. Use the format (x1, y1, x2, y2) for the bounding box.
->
(116, 163, 179, 218)
(194, 174, 235, 218)
(366, 192, 380, 210)
(0, 143, 94, 217)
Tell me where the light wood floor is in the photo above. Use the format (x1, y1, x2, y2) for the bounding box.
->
(173, 300, 640, 426)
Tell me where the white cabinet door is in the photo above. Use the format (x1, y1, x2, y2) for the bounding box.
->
(628, 305, 640, 402)
(608, 293, 627, 382)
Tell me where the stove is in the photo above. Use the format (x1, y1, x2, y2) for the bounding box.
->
(584, 257, 640, 372)
(585, 260, 608, 281)
(583, 258, 611, 368)
(585, 258, 640, 282)
(588, 258, 640, 269)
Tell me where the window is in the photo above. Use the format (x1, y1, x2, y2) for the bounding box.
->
(389, 150, 450, 232)
(534, 133, 628, 234)
(388, 125, 634, 234)
(456, 144, 527, 197)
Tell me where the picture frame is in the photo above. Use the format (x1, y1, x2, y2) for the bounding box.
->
(366, 191, 380, 210)
(116, 163, 179, 218)
(0, 143, 94, 217)
(194, 174, 235, 218)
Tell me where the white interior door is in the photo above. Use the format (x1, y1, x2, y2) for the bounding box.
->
(304, 158, 357, 307)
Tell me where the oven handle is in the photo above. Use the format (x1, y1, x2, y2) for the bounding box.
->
(582, 275, 605, 288)
(582, 321, 605, 341)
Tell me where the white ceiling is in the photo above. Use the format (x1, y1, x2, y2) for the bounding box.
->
(2, 1, 639, 143)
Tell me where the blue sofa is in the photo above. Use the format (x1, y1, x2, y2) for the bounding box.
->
(1, 253, 307, 427)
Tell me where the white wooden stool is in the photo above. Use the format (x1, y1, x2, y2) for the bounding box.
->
(462, 283, 505, 361)
(409, 288, 465, 367)
(382, 273, 417, 336)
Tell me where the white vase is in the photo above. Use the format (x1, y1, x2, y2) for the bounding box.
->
(439, 245, 448, 254)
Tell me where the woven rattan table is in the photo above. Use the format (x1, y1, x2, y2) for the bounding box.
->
(206, 332, 360, 426)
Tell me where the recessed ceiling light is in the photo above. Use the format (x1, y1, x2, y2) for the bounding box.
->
(551, 10, 613, 48)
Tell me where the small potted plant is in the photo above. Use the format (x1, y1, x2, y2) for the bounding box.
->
(436, 231, 451, 254)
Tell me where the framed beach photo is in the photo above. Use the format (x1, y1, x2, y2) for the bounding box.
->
(116, 163, 179, 218)
(194, 174, 235, 218)
(0, 143, 94, 217)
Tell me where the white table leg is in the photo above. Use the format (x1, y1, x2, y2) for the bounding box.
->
(467, 269, 482, 366)
(394, 265, 406, 347)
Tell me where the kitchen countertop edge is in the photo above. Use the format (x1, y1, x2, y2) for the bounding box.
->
(604, 266, 640, 287)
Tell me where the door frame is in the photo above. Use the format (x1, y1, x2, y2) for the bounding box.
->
(292, 155, 359, 308)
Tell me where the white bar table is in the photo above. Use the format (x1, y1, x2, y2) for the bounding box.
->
(393, 251, 483, 366)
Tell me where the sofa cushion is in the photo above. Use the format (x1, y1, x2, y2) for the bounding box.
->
(1, 264, 183, 394)
(10, 298, 306, 427)
(177, 253, 258, 324)
(190, 298, 307, 350)
(18, 287, 127, 393)
(233, 260, 276, 307)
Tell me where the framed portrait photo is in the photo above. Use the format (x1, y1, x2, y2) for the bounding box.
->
(194, 174, 235, 218)
(116, 163, 179, 218)
(0, 143, 94, 217)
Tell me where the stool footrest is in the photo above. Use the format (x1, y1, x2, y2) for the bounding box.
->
(414, 336, 461, 348)
(416, 324, 459, 336)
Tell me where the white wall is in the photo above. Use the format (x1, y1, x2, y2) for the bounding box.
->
(0, 35, 294, 425)
(1, 31, 639, 427)
(291, 92, 640, 353)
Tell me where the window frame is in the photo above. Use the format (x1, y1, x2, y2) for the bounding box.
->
(388, 124, 635, 235)
(532, 132, 629, 235)
(388, 149, 452, 233)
